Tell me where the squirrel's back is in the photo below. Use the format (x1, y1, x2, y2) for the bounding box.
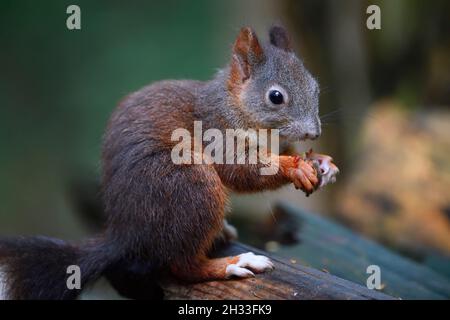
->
(100, 79, 224, 263)
(104, 79, 204, 152)
(101, 79, 205, 190)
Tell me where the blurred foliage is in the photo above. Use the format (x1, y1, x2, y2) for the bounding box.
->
(337, 102, 450, 256)
(0, 0, 234, 237)
(283, 0, 450, 166)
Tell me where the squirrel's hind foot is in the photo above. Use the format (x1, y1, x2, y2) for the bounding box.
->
(171, 252, 274, 282)
(225, 252, 274, 279)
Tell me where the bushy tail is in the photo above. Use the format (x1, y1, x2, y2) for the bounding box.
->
(0, 236, 118, 300)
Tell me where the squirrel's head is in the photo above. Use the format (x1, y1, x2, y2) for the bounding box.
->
(227, 26, 321, 141)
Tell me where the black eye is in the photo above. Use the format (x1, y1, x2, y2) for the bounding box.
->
(269, 90, 284, 105)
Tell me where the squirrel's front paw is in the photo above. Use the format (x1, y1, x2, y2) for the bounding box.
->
(287, 157, 319, 196)
(305, 149, 339, 188)
(225, 252, 274, 279)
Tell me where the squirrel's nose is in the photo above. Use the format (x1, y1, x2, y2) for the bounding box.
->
(304, 131, 320, 140)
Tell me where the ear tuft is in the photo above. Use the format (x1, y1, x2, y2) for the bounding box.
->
(230, 27, 264, 82)
(269, 25, 292, 52)
(233, 27, 264, 65)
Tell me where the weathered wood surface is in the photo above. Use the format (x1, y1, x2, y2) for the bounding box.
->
(269, 203, 450, 299)
(160, 242, 394, 300)
(71, 180, 449, 299)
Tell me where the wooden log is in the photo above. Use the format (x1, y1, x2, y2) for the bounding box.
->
(271, 202, 450, 299)
(160, 242, 394, 300)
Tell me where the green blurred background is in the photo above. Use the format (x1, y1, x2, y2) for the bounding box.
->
(0, 0, 236, 238)
(1, 0, 449, 298)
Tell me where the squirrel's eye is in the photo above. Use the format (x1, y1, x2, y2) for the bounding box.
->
(269, 90, 284, 105)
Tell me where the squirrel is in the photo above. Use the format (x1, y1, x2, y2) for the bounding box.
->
(0, 26, 338, 300)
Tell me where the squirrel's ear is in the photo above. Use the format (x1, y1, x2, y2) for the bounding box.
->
(230, 27, 264, 82)
(269, 25, 292, 52)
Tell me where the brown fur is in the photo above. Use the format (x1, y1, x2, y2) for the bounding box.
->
(228, 27, 264, 103)
(101, 27, 320, 282)
(101, 79, 305, 281)
(0, 26, 323, 300)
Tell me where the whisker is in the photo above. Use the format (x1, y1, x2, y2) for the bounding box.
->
(320, 108, 343, 120)
(320, 107, 383, 125)
(320, 86, 333, 95)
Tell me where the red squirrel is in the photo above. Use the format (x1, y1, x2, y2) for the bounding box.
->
(0, 26, 338, 299)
